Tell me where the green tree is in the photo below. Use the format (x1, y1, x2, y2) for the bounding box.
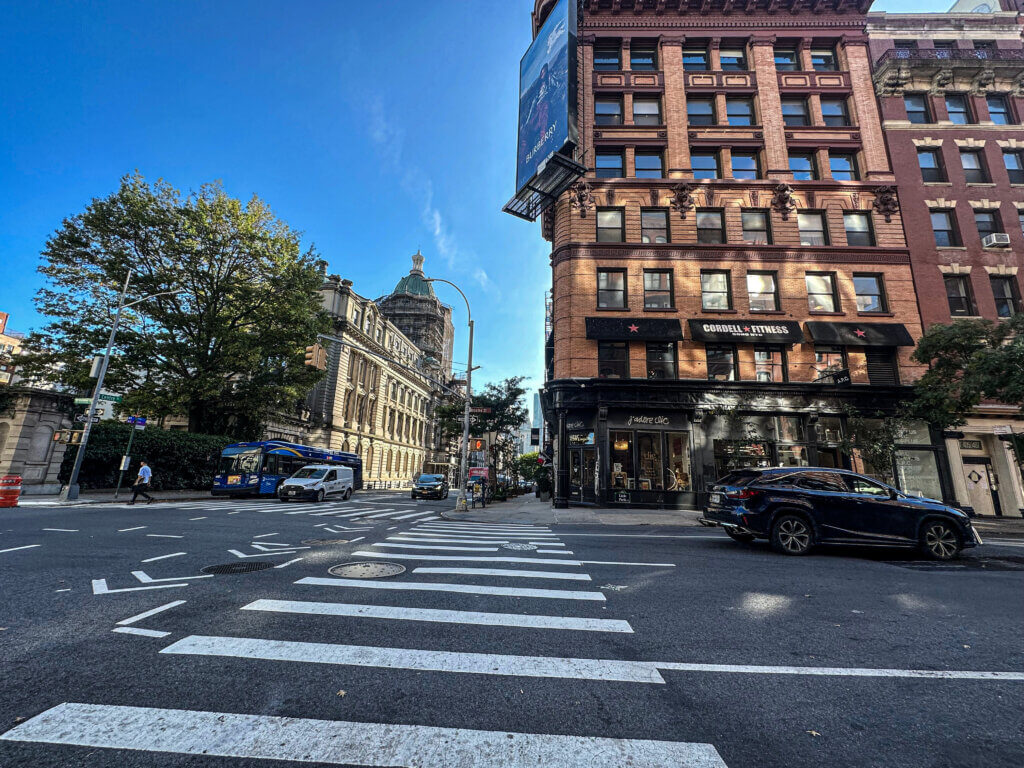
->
(909, 315, 1024, 430)
(18, 173, 330, 439)
(838, 405, 914, 485)
(516, 451, 540, 483)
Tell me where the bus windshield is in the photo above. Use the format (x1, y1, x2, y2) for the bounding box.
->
(218, 448, 261, 474)
(291, 467, 328, 480)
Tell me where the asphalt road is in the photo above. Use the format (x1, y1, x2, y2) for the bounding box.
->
(1, 492, 1022, 767)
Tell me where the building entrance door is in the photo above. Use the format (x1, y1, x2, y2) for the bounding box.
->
(569, 447, 596, 504)
(962, 458, 1002, 517)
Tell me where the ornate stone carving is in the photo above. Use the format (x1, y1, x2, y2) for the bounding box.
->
(749, 189, 760, 207)
(873, 67, 910, 97)
(850, 192, 860, 208)
(771, 183, 798, 221)
(872, 186, 899, 223)
(568, 179, 595, 218)
(1013, 72, 1024, 97)
(649, 189, 660, 207)
(971, 68, 996, 95)
(670, 183, 696, 219)
(929, 68, 954, 95)
(605, 188, 616, 206)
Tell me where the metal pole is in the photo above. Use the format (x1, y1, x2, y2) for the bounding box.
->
(457, 319, 474, 512)
(62, 269, 133, 501)
(113, 424, 137, 499)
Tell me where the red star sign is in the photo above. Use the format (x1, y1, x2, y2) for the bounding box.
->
(743, 326, 751, 332)
(628, 324, 639, 333)
(854, 328, 866, 337)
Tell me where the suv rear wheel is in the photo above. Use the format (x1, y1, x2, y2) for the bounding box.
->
(771, 514, 814, 556)
(921, 519, 961, 560)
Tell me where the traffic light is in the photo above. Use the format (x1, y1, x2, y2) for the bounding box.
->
(471, 438, 484, 451)
(54, 431, 84, 445)
(304, 343, 328, 371)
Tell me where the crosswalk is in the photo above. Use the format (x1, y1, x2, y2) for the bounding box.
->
(2, 519, 726, 766)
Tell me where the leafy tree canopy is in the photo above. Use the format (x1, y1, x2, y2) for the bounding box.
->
(433, 376, 530, 475)
(19, 173, 330, 439)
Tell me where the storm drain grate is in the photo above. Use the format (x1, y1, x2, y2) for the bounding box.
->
(884, 555, 1024, 572)
(302, 539, 350, 546)
(201, 562, 274, 575)
(500, 542, 537, 551)
(328, 561, 406, 579)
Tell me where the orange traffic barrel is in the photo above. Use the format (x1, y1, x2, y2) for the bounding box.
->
(0, 475, 22, 508)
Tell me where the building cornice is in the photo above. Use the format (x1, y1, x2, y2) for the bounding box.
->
(550, 242, 911, 266)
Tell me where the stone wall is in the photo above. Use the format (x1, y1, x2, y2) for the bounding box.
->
(0, 387, 73, 495)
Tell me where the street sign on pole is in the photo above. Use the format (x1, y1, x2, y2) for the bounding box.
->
(74, 397, 92, 405)
(119, 455, 131, 471)
(75, 415, 101, 424)
(469, 407, 492, 414)
(98, 393, 123, 403)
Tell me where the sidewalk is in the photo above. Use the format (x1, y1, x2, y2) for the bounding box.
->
(14, 489, 215, 507)
(443, 493, 706, 527)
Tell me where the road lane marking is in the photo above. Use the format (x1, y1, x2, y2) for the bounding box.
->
(402, 531, 560, 540)
(420, 524, 552, 532)
(252, 533, 279, 539)
(580, 560, 677, 567)
(228, 549, 297, 559)
(320, 507, 389, 518)
(389, 536, 514, 544)
(351, 550, 582, 566)
(242, 599, 632, 633)
(370, 543, 500, 551)
(188, 517, 207, 521)
(42, 528, 78, 532)
(91, 579, 188, 595)
(132, 570, 213, 583)
(0, 703, 727, 766)
(296, 577, 604, 601)
(348, 536, 364, 543)
(117, 527, 146, 532)
(0, 545, 41, 555)
(655, 662, 1024, 681)
(140, 552, 187, 563)
(273, 558, 304, 569)
(161, 635, 655, 682)
(111, 627, 171, 638)
(146, 534, 184, 539)
(538, 550, 573, 554)
(413, 567, 592, 581)
(389, 511, 437, 520)
(116, 600, 187, 626)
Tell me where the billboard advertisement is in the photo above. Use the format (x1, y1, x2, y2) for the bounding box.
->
(515, 0, 577, 193)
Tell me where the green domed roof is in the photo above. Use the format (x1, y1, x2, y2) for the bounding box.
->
(392, 251, 435, 297)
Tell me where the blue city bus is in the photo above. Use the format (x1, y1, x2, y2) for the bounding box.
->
(212, 440, 363, 497)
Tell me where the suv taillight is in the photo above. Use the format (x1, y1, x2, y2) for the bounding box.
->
(726, 488, 762, 501)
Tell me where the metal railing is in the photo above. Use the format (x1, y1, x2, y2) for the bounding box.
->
(876, 48, 1024, 65)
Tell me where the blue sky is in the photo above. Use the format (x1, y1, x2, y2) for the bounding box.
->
(0, 0, 942, 404)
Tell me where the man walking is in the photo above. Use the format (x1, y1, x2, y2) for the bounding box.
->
(129, 460, 155, 505)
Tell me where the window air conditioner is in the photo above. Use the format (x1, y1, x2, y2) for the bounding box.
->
(982, 233, 1010, 248)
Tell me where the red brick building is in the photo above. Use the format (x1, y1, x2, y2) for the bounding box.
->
(529, 0, 946, 510)
(868, 1, 1024, 517)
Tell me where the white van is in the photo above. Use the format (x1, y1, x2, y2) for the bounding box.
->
(278, 464, 354, 503)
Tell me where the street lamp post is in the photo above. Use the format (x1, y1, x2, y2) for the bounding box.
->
(425, 278, 474, 512)
(60, 269, 183, 501)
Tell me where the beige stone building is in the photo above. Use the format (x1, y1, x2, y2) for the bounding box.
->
(0, 387, 73, 494)
(0, 312, 25, 385)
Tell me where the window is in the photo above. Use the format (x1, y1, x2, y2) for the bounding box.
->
(596, 209, 625, 243)
(821, 97, 850, 127)
(781, 98, 810, 126)
(597, 341, 629, 378)
(960, 150, 989, 183)
(918, 149, 946, 182)
(595, 98, 623, 125)
(844, 475, 891, 496)
(646, 342, 677, 379)
(633, 97, 661, 125)
(719, 48, 746, 71)
(933, 40, 955, 56)
(731, 150, 760, 180)
(706, 345, 737, 381)
(774, 47, 798, 71)
(596, 268, 626, 308)
(798, 212, 829, 246)
(1019, 210, 1024, 237)
(691, 151, 720, 179)
(630, 45, 657, 71)
(931, 210, 960, 247)
(829, 153, 858, 181)
(741, 211, 771, 245)
(945, 94, 972, 125)
(806, 272, 839, 312)
(683, 47, 708, 71)
(634, 151, 664, 178)
(594, 44, 621, 71)
(701, 270, 732, 309)
(1003, 150, 1024, 184)
(973, 40, 994, 57)
(811, 47, 837, 71)
(789, 152, 818, 180)
(687, 98, 715, 126)
(990, 276, 1022, 318)
(726, 97, 754, 126)
(747, 271, 779, 311)
(904, 93, 931, 124)
(944, 275, 977, 316)
(595, 151, 624, 178)
(814, 345, 846, 378)
(854, 274, 887, 313)
(754, 346, 787, 382)
(641, 209, 670, 244)
(696, 210, 726, 244)
(643, 269, 673, 307)
(987, 94, 1011, 125)
(974, 210, 1000, 241)
(844, 212, 874, 246)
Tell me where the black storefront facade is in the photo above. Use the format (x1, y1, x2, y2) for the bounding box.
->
(540, 317, 953, 510)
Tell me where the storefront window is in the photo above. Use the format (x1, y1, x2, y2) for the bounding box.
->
(774, 416, 804, 442)
(898, 420, 932, 445)
(666, 432, 691, 491)
(636, 432, 664, 491)
(896, 450, 943, 500)
(610, 431, 633, 490)
(815, 417, 843, 444)
(714, 439, 771, 475)
(777, 445, 810, 467)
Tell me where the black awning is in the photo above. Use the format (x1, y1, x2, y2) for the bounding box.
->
(585, 317, 684, 341)
(805, 322, 915, 347)
(688, 319, 804, 344)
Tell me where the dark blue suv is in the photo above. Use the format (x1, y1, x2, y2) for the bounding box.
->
(701, 467, 979, 560)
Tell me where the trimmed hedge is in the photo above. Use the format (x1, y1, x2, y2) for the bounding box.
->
(59, 421, 233, 491)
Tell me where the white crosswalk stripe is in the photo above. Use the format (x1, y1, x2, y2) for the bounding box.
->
(371, 542, 499, 551)
(296, 576, 605, 601)
(413, 567, 592, 581)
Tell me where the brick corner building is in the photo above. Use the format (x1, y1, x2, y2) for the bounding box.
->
(868, 0, 1024, 517)
(531, 0, 946, 510)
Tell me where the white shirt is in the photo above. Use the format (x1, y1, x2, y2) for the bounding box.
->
(138, 465, 152, 482)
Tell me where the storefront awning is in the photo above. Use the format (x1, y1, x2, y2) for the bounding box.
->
(805, 322, 915, 347)
(687, 319, 804, 344)
(585, 318, 684, 341)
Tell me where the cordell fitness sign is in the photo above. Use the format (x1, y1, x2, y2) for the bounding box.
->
(687, 319, 804, 344)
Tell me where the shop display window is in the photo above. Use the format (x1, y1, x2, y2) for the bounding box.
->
(666, 432, 691, 491)
(896, 450, 943, 500)
(777, 445, 809, 467)
(636, 432, 664, 490)
(815, 417, 843, 444)
(610, 431, 634, 490)
(774, 416, 804, 442)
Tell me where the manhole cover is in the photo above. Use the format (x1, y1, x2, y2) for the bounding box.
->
(302, 538, 350, 546)
(501, 542, 537, 551)
(328, 561, 406, 579)
(201, 562, 274, 575)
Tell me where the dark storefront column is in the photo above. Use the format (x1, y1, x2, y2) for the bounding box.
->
(554, 408, 569, 509)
